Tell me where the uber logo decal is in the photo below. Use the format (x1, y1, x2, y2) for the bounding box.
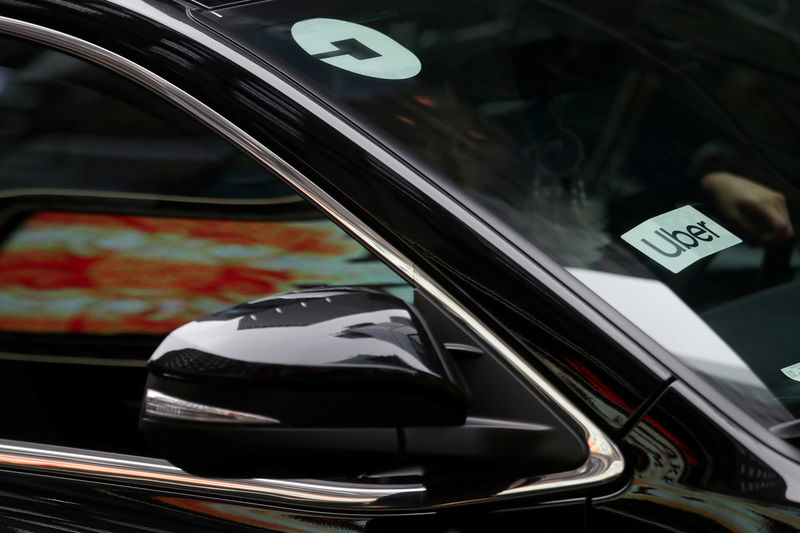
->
(291, 18, 422, 80)
(781, 362, 800, 382)
(621, 205, 741, 273)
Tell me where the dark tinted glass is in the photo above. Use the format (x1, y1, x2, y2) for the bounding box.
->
(0, 34, 408, 454)
(199, 0, 800, 431)
(0, 36, 294, 199)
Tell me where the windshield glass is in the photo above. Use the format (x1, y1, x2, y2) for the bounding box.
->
(197, 0, 800, 432)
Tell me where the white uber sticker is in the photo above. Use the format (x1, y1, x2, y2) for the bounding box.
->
(291, 18, 422, 80)
(621, 205, 741, 273)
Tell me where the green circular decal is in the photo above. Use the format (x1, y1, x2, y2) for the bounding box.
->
(291, 18, 422, 80)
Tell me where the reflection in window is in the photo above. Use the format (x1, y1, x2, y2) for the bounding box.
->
(0, 211, 409, 335)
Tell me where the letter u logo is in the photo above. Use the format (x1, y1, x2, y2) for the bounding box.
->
(641, 233, 683, 257)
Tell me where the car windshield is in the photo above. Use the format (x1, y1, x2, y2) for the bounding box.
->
(197, 0, 800, 432)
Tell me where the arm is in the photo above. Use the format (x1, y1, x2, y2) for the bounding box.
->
(700, 171, 795, 246)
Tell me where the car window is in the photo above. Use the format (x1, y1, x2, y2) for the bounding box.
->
(0, 34, 410, 455)
(198, 0, 800, 433)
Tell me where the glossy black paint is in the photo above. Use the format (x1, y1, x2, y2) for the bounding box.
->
(0, 471, 372, 532)
(147, 287, 465, 421)
(1, 0, 664, 435)
(593, 383, 800, 530)
(139, 287, 465, 477)
(0, 468, 593, 533)
(146, 287, 467, 425)
(0, 1, 797, 532)
(141, 287, 588, 481)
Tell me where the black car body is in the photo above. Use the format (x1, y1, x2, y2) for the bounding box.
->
(0, 0, 799, 531)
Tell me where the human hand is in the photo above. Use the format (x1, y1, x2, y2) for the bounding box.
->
(700, 171, 795, 246)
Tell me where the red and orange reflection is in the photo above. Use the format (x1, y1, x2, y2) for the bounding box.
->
(0, 211, 405, 335)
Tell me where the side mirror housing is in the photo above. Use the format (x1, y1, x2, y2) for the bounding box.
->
(140, 287, 468, 477)
(140, 287, 589, 482)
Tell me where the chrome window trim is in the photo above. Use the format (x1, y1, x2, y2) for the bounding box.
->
(0, 187, 304, 205)
(0, 15, 623, 510)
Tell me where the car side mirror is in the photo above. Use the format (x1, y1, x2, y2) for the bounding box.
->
(140, 287, 468, 477)
(140, 287, 588, 481)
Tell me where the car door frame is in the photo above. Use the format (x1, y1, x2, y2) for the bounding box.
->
(0, 0, 628, 513)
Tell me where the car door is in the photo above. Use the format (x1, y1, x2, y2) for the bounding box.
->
(0, 1, 648, 531)
(0, 12, 428, 532)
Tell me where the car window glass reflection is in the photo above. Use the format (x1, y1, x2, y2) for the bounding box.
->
(0, 35, 410, 455)
(201, 0, 800, 432)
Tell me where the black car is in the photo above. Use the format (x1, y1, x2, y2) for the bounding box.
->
(1, 0, 800, 531)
